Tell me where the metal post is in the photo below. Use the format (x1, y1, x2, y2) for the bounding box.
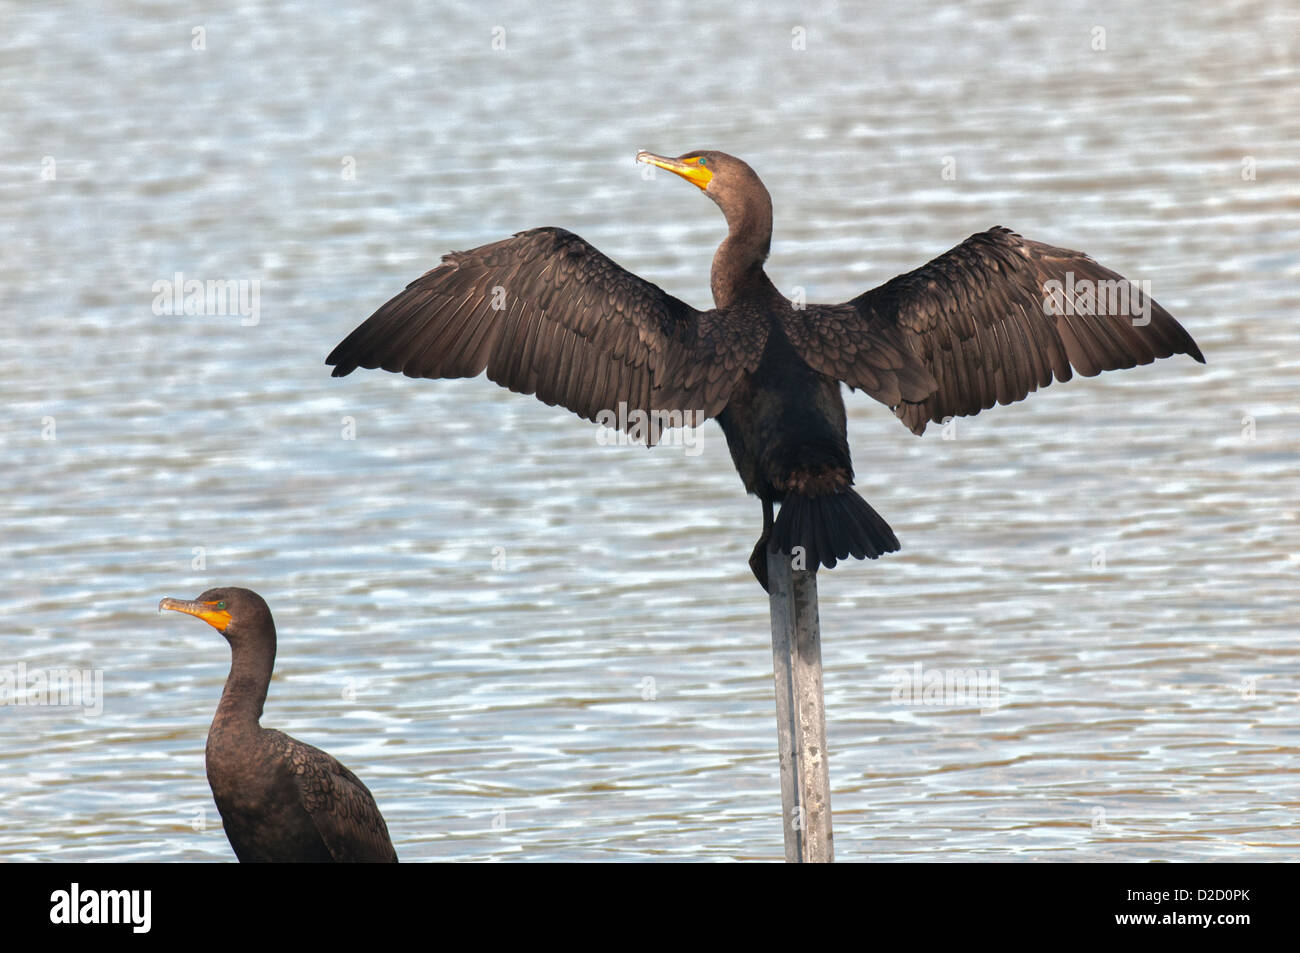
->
(767, 550, 834, 862)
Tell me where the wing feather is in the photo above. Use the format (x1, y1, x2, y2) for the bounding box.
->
(273, 731, 397, 864)
(789, 227, 1203, 434)
(328, 227, 766, 440)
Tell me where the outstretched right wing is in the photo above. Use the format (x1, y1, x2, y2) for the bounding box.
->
(327, 227, 768, 435)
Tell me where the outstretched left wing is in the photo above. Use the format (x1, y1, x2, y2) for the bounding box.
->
(784, 227, 1204, 434)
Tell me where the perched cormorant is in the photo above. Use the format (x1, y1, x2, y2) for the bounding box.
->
(159, 588, 398, 863)
(327, 150, 1204, 589)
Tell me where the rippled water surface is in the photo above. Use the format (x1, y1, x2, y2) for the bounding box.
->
(2, 1, 1298, 861)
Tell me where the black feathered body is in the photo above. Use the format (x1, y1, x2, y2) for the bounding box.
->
(713, 287, 902, 576)
(715, 310, 853, 504)
(207, 719, 330, 863)
(206, 718, 397, 864)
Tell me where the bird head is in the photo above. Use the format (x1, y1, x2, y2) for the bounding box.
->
(636, 149, 762, 197)
(636, 149, 772, 237)
(159, 587, 273, 646)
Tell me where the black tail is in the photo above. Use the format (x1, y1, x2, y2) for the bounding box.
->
(769, 489, 899, 572)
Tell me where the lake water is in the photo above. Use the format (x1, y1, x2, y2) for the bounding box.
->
(1, 0, 1297, 861)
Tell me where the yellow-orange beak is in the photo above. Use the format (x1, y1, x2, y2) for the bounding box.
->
(159, 597, 233, 632)
(636, 151, 713, 191)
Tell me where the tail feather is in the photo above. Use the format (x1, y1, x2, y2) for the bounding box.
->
(769, 489, 899, 572)
(827, 507, 850, 562)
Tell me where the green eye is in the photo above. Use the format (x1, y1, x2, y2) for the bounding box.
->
(216, 601, 226, 610)
(698, 157, 707, 166)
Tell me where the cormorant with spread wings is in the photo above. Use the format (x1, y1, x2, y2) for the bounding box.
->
(327, 150, 1204, 590)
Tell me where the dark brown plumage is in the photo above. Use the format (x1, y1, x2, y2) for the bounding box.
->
(327, 150, 1204, 589)
(159, 588, 398, 863)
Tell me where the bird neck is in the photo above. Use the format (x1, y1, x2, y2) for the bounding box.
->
(711, 187, 774, 310)
(213, 634, 275, 732)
